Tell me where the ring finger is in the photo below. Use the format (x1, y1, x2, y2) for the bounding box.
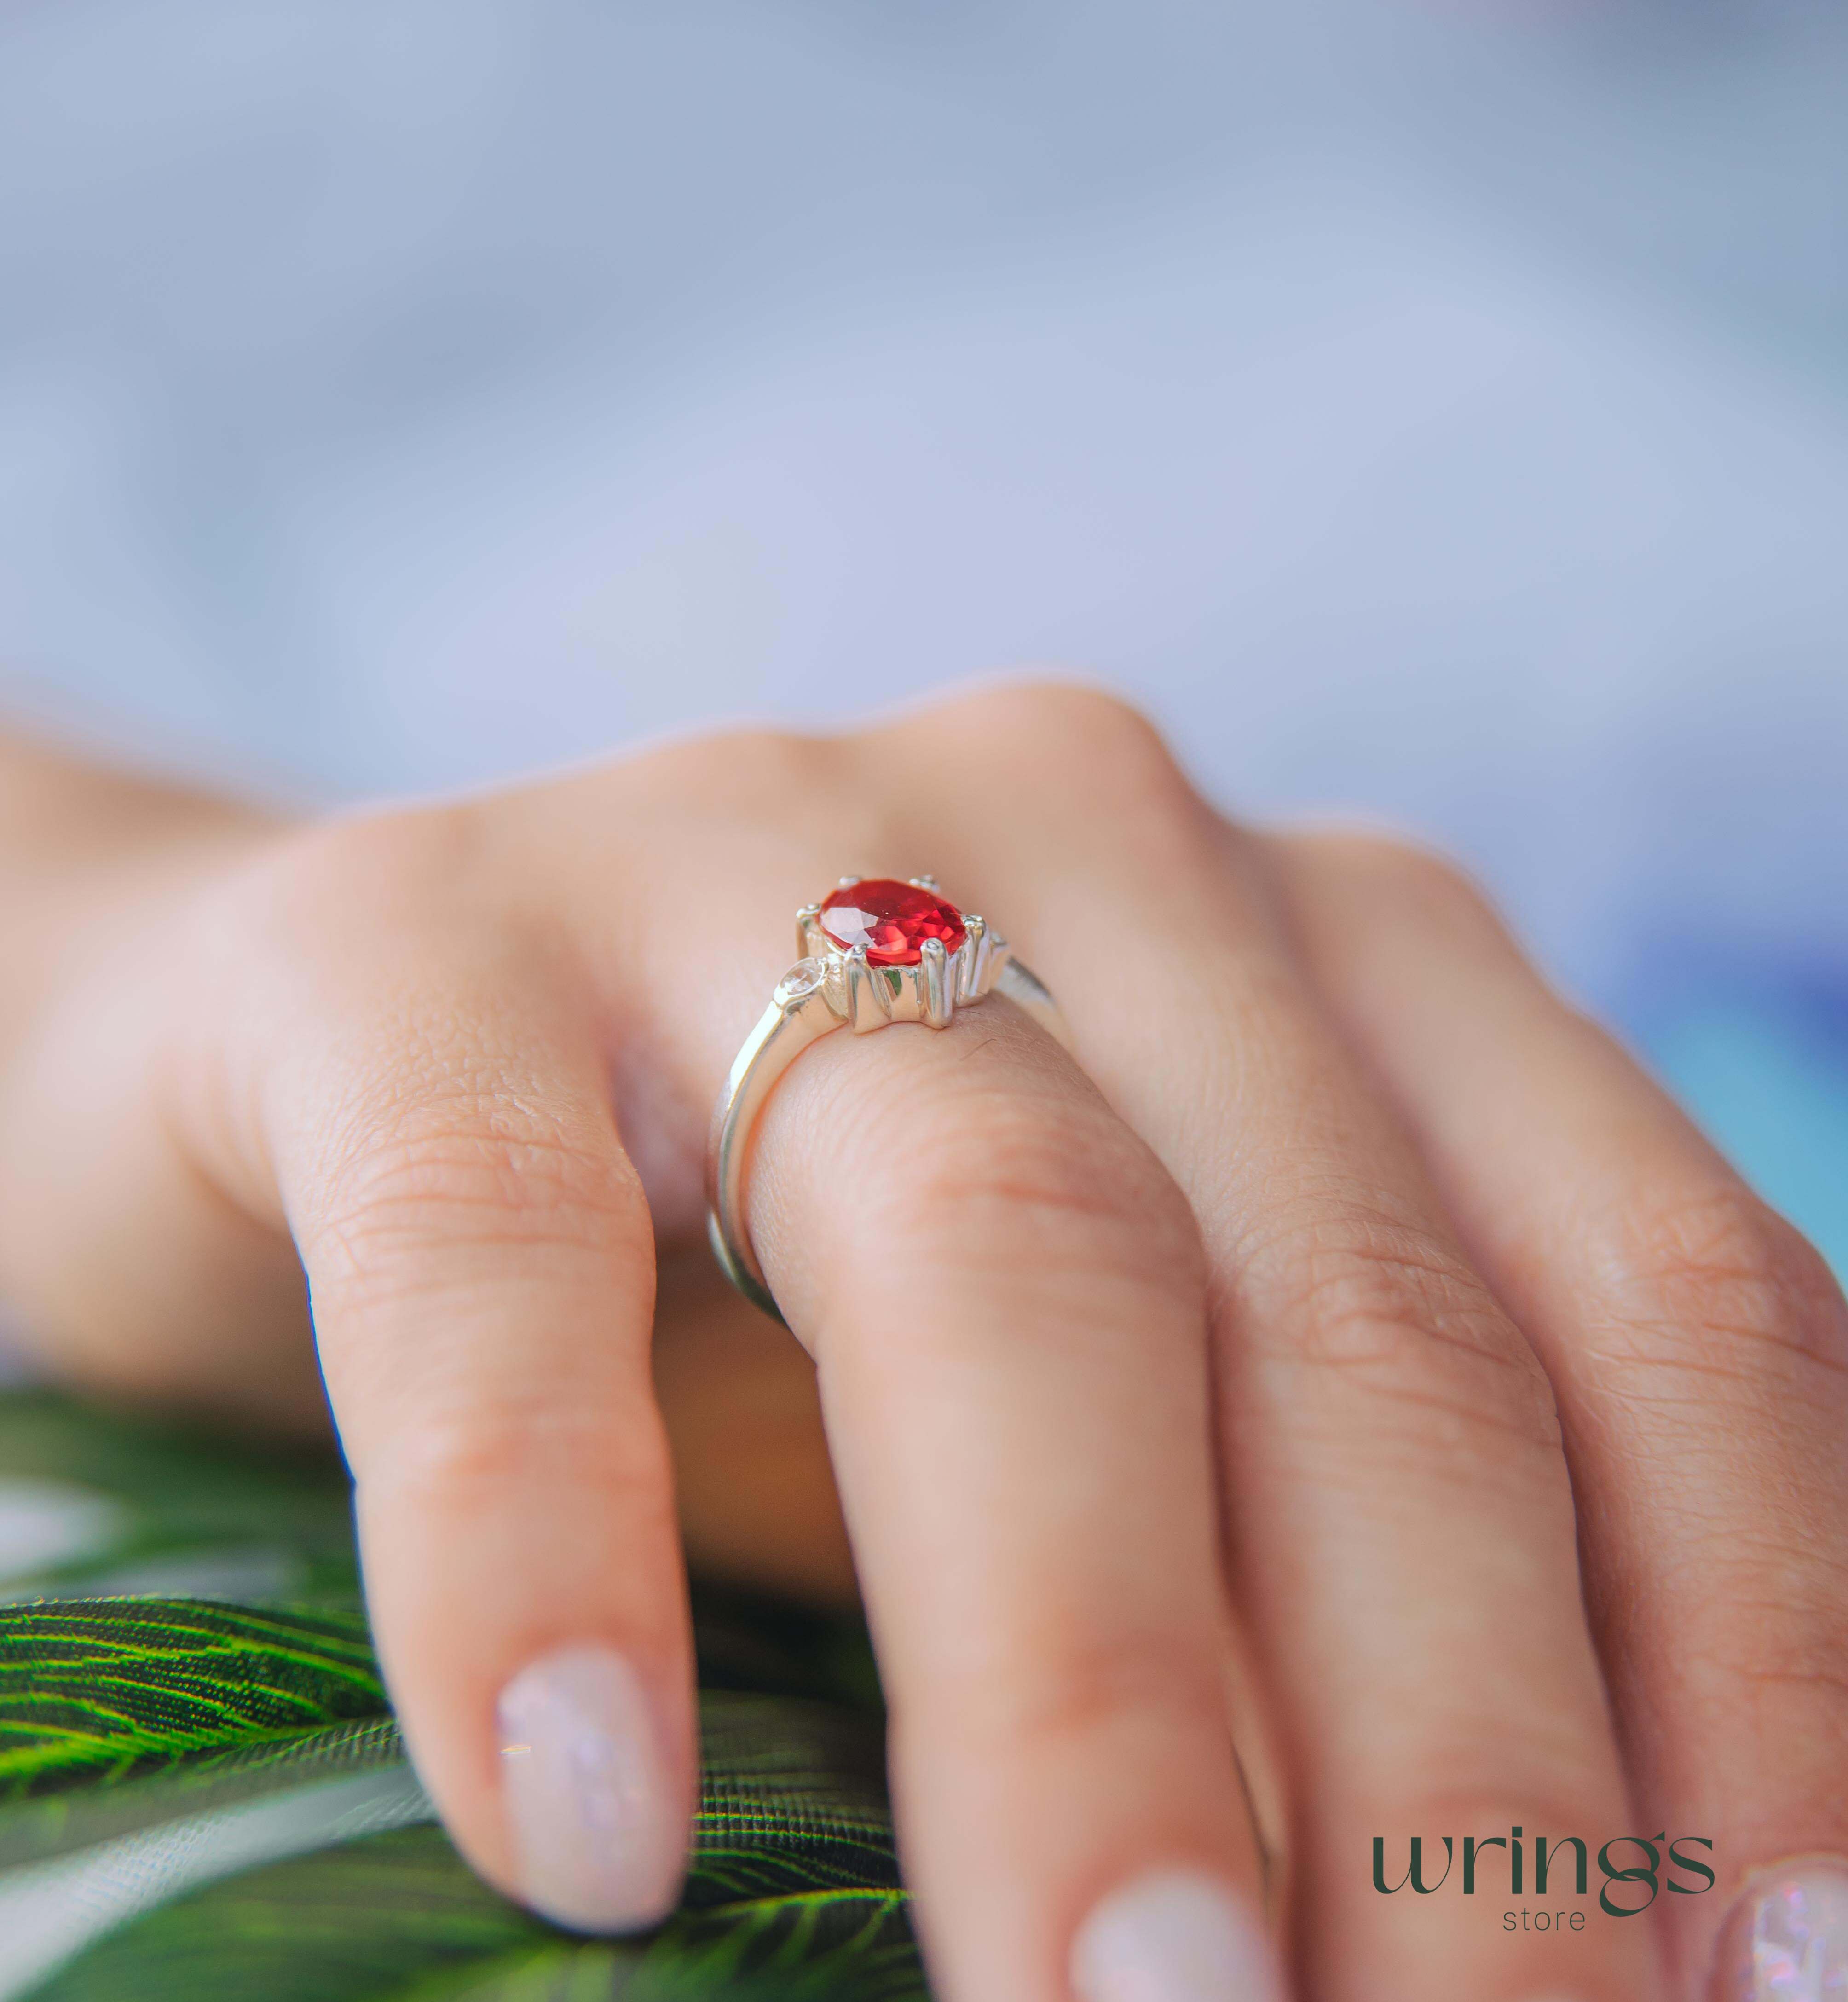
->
(524, 754, 1281, 2002)
(894, 684, 1663, 2002)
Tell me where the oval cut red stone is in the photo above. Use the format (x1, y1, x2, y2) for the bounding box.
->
(819, 879, 966, 967)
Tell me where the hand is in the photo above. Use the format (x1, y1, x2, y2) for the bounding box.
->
(1, 684, 1842, 2002)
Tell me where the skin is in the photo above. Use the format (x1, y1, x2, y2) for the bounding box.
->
(0, 681, 1841, 2002)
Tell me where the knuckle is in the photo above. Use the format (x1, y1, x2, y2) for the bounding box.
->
(310, 1117, 646, 1298)
(1308, 829, 1499, 932)
(946, 681, 1196, 804)
(1258, 1198, 1559, 1453)
(614, 723, 896, 868)
(204, 807, 533, 1039)
(248, 805, 485, 938)
(363, 1402, 674, 1516)
(1594, 1178, 1848, 1384)
(1633, 1529, 1848, 1766)
(913, 1627, 1229, 1765)
(883, 1090, 1207, 1301)
(653, 722, 834, 784)
(1683, 1548, 1848, 1688)
(622, 724, 844, 821)
(1722, 1631, 1848, 1724)
(979, 677, 1162, 746)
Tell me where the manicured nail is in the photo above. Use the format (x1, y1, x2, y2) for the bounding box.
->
(496, 1642, 684, 1933)
(1071, 1868, 1282, 2002)
(1715, 1858, 1848, 2002)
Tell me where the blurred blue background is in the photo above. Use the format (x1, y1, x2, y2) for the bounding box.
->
(1, 0, 1845, 1269)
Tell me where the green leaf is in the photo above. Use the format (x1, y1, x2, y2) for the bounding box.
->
(4, 1679, 912, 2002)
(25, 1827, 925, 2002)
(21, 1824, 551, 2002)
(0, 1716, 405, 1871)
(0, 1600, 385, 1800)
(0, 1388, 924, 2001)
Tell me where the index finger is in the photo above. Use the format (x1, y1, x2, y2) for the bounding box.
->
(185, 822, 698, 1934)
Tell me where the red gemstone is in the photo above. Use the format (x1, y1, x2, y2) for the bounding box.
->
(819, 879, 966, 967)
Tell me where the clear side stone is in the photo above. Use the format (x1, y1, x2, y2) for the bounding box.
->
(776, 957, 827, 1004)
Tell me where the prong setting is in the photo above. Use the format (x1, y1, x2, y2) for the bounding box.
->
(792, 876, 1011, 1032)
(845, 944, 892, 1032)
(957, 914, 987, 1003)
(919, 936, 953, 1027)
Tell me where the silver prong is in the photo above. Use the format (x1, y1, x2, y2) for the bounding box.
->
(907, 874, 941, 892)
(837, 874, 863, 889)
(795, 902, 822, 957)
(958, 914, 988, 1002)
(920, 937, 953, 1027)
(822, 954, 850, 1020)
(846, 945, 889, 1033)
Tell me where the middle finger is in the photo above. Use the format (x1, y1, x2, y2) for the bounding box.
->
(517, 747, 1279, 2002)
(899, 684, 1660, 2002)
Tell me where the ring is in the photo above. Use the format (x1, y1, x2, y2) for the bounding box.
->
(706, 874, 1070, 1321)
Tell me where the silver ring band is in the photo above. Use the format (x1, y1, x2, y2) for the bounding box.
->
(705, 876, 1070, 1321)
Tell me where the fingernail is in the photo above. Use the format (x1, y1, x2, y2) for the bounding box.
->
(1715, 1858, 1848, 2002)
(1072, 1868, 1282, 2002)
(496, 1642, 684, 1933)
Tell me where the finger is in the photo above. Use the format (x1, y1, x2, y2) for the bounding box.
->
(186, 818, 696, 1934)
(888, 684, 1662, 2002)
(651, 1244, 856, 1608)
(1270, 827, 1848, 2002)
(0, 900, 328, 1431)
(748, 995, 1279, 2002)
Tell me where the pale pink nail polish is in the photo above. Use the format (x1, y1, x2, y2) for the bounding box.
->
(1716, 1858, 1848, 2002)
(1071, 1868, 1282, 2002)
(496, 1642, 684, 1933)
